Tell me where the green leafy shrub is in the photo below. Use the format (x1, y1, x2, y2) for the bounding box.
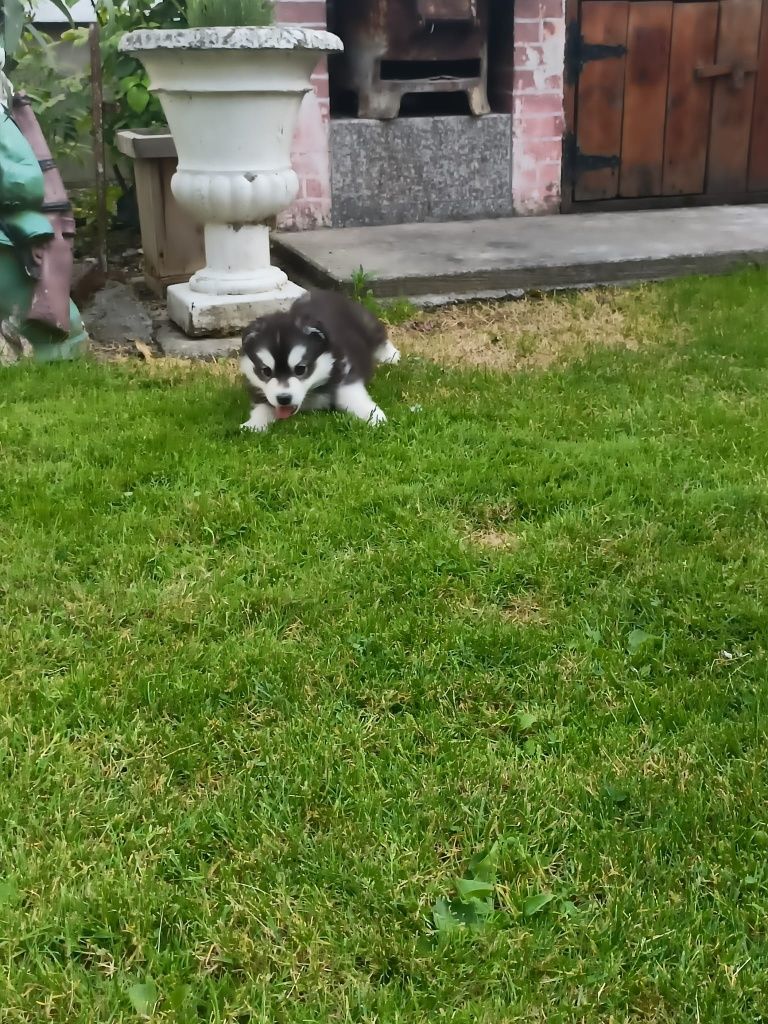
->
(13, 0, 186, 170)
(186, 0, 274, 27)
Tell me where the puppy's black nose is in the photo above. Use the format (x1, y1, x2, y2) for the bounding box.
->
(276, 394, 293, 406)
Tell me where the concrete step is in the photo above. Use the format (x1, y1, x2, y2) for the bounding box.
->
(273, 205, 768, 303)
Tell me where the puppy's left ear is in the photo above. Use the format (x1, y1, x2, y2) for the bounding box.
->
(298, 317, 327, 344)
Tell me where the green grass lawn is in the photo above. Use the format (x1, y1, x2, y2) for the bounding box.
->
(1, 270, 768, 1023)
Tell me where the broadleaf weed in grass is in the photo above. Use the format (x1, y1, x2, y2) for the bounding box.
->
(432, 843, 500, 936)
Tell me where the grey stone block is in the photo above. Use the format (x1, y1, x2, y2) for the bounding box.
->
(82, 281, 154, 346)
(156, 323, 240, 359)
(330, 114, 512, 228)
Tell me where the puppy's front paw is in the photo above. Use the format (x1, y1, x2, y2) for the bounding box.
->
(375, 339, 401, 365)
(241, 405, 276, 433)
(368, 406, 387, 426)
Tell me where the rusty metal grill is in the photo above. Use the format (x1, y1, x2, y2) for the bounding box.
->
(417, 0, 478, 21)
(331, 0, 490, 120)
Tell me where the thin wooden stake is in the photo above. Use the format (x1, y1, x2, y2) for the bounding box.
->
(89, 22, 108, 273)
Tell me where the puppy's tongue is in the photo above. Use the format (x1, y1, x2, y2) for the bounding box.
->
(274, 405, 298, 420)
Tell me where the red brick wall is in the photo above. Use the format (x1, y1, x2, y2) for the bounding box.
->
(492, 0, 566, 214)
(275, 0, 333, 230)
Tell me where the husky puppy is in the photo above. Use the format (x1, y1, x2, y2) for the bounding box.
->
(239, 289, 400, 432)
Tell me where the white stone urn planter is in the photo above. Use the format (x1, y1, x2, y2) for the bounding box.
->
(119, 27, 343, 337)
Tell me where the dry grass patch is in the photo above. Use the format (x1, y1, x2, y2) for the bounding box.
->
(391, 286, 675, 372)
(90, 284, 674, 378)
(499, 594, 547, 625)
(456, 590, 547, 626)
(467, 528, 522, 551)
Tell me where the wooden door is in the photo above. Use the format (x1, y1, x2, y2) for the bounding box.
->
(565, 0, 768, 208)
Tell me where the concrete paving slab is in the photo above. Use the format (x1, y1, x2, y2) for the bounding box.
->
(273, 205, 768, 301)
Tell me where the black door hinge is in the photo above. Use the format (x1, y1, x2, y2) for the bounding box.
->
(565, 19, 627, 84)
(563, 132, 620, 184)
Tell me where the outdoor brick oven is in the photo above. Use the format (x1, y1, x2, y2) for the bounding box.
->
(276, 0, 567, 229)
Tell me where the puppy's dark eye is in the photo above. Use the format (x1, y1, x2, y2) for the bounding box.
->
(258, 366, 272, 380)
(294, 364, 307, 377)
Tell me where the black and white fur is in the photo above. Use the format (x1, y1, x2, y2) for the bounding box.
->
(239, 289, 400, 432)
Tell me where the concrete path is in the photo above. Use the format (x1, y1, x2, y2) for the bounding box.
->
(273, 205, 768, 302)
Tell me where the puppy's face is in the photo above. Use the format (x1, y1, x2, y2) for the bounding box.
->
(240, 313, 334, 419)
